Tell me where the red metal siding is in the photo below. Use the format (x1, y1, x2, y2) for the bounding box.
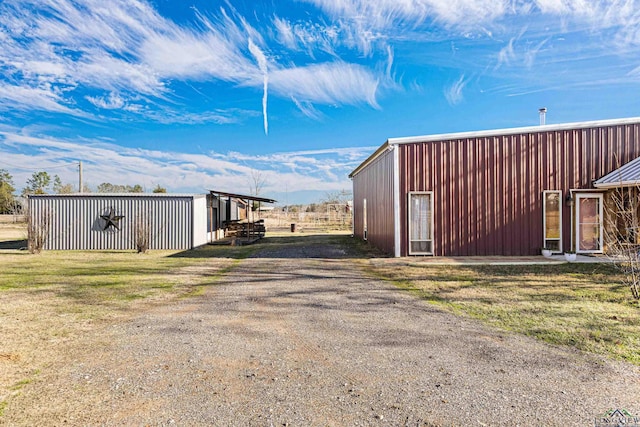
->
(352, 148, 395, 254)
(399, 123, 640, 256)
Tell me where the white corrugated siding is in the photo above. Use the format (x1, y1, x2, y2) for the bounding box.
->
(28, 194, 201, 250)
(192, 195, 208, 247)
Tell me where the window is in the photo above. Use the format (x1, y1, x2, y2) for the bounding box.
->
(543, 190, 562, 252)
(408, 192, 433, 255)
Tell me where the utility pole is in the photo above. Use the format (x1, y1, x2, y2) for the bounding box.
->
(78, 161, 83, 193)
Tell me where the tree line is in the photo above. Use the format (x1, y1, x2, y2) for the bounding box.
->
(0, 169, 167, 214)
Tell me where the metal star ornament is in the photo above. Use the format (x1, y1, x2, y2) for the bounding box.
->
(100, 207, 125, 231)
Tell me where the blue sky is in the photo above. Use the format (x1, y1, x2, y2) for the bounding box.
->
(1, 0, 639, 204)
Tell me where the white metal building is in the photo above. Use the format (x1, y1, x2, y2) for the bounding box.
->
(28, 193, 208, 251)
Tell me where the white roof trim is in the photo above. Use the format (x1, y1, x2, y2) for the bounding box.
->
(27, 193, 206, 198)
(387, 117, 640, 145)
(595, 181, 640, 189)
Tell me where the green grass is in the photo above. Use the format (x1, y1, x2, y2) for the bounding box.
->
(0, 243, 259, 315)
(366, 261, 640, 365)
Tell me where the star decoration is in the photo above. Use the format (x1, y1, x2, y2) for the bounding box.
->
(100, 207, 125, 231)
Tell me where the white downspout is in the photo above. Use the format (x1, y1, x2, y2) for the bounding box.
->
(569, 189, 574, 252)
(393, 144, 401, 257)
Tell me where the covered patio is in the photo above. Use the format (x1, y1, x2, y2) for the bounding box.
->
(207, 190, 277, 245)
(593, 156, 640, 255)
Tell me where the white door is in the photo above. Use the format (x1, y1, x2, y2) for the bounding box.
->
(363, 198, 367, 240)
(575, 194, 603, 253)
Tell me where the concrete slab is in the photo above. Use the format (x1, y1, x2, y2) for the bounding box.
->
(373, 254, 613, 266)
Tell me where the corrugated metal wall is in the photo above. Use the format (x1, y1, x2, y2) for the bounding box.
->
(398, 123, 640, 256)
(192, 195, 208, 247)
(352, 147, 396, 254)
(29, 195, 200, 251)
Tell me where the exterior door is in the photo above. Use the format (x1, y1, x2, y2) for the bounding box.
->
(363, 198, 367, 240)
(576, 194, 603, 253)
(408, 192, 433, 255)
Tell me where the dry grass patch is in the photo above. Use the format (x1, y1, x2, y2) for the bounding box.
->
(0, 241, 254, 415)
(367, 261, 640, 365)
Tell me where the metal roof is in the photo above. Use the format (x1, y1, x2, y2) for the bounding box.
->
(209, 190, 276, 204)
(27, 193, 206, 198)
(386, 116, 640, 145)
(350, 116, 640, 178)
(594, 155, 640, 188)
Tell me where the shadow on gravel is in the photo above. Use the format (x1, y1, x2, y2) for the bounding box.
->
(169, 233, 386, 260)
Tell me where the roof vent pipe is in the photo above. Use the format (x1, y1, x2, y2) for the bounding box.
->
(539, 107, 547, 126)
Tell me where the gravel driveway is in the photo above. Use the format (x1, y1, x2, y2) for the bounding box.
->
(3, 239, 639, 426)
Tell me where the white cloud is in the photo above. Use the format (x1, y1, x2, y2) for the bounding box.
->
(0, 0, 389, 126)
(0, 83, 88, 117)
(0, 130, 374, 201)
(274, 17, 297, 49)
(269, 62, 379, 107)
(444, 74, 468, 105)
(86, 92, 126, 110)
(497, 37, 518, 68)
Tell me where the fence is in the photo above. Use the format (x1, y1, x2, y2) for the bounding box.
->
(261, 208, 353, 232)
(0, 214, 26, 224)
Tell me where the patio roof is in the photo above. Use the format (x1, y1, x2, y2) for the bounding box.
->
(208, 189, 277, 204)
(594, 156, 640, 189)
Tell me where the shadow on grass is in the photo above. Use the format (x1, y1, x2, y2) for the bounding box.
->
(0, 239, 27, 250)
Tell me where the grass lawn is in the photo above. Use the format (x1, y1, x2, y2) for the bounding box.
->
(366, 261, 640, 365)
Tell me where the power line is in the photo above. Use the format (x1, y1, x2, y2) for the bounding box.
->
(0, 159, 79, 171)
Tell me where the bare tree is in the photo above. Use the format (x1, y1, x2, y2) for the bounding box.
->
(249, 169, 268, 219)
(604, 185, 640, 301)
(249, 169, 266, 196)
(133, 212, 151, 253)
(27, 206, 51, 254)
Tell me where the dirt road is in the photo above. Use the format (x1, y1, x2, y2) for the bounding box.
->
(2, 239, 639, 426)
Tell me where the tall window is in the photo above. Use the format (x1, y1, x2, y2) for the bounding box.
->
(543, 190, 562, 252)
(408, 192, 433, 255)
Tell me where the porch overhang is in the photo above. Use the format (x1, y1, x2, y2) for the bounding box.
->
(594, 156, 640, 189)
(208, 190, 277, 204)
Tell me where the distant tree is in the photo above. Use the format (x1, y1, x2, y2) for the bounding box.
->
(249, 169, 267, 196)
(53, 175, 75, 194)
(97, 182, 143, 193)
(0, 169, 16, 214)
(152, 184, 167, 193)
(22, 171, 51, 195)
(97, 182, 116, 193)
(249, 169, 268, 218)
(322, 190, 352, 205)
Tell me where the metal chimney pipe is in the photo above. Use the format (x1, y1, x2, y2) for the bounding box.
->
(539, 107, 547, 126)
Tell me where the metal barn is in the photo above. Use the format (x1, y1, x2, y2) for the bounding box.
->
(350, 117, 640, 257)
(28, 193, 208, 251)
